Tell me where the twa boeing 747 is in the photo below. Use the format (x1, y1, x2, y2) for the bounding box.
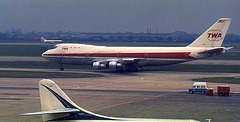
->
(42, 18, 232, 71)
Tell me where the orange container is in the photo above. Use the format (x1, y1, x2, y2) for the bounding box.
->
(217, 85, 230, 96)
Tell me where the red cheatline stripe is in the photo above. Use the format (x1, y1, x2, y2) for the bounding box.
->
(43, 52, 194, 59)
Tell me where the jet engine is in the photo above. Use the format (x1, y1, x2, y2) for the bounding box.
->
(93, 61, 125, 70)
(93, 62, 108, 69)
(109, 61, 124, 70)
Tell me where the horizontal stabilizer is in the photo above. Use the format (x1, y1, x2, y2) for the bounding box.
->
(20, 108, 79, 116)
(225, 47, 233, 50)
(198, 48, 225, 54)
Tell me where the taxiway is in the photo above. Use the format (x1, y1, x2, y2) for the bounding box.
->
(0, 70, 240, 122)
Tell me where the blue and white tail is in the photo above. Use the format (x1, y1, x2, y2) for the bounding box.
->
(188, 18, 231, 47)
(21, 79, 114, 121)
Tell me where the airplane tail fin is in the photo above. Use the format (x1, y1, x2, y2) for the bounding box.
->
(41, 37, 45, 42)
(39, 79, 81, 121)
(188, 18, 232, 47)
(21, 79, 113, 121)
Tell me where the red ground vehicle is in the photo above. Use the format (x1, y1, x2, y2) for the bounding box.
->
(206, 88, 213, 96)
(217, 85, 230, 96)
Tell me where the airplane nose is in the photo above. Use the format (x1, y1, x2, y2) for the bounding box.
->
(42, 50, 50, 57)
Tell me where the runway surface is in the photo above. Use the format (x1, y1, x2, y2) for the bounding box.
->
(1, 56, 240, 65)
(1, 70, 240, 122)
(1, 44, 240, 122)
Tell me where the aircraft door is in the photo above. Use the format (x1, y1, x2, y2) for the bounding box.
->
(61, 46, 68, 58)
(117, 53, 122, 58)
(85, 53, 89, 58)
(144, 53, 148, 58)
(184, 52, 189, 58)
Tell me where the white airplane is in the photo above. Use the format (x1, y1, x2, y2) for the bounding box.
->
(42, 18, 232, 71)
(21, 79, 201, 122)
(41, 37, 63, 43)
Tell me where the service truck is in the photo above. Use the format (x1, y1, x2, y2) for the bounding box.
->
(188, 82, 208, 94)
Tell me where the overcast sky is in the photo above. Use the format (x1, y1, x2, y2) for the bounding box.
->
(1, 0, 240, 35)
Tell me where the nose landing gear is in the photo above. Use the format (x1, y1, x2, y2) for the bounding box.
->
(60, 64, 64, 71)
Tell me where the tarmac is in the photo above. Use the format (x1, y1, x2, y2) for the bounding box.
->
(0, 43, 240, 122)
(0, 70, 240, 122)
(1, 56, 240, 65)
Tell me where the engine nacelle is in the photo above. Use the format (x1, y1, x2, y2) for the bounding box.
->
(93, 62, 108, 69)
(93, 61, 124, 70)
(109, 61, 124, 70)
(221, 49, 226, 55)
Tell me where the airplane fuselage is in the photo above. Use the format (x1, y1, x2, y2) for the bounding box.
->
(42, 43, 225, 69)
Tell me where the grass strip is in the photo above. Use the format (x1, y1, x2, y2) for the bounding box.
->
(0, 70, 103, 78)
(1, 61, 240, 73)
(144, 64, 240, 73)
(192, 77, 240, 84)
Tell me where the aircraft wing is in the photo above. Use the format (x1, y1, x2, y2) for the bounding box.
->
(21, 108, 79, 116)
(108, 58, 140, 62)
(96, 58, 142, 64)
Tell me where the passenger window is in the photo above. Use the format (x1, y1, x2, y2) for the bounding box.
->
(197, 86, 200, 88)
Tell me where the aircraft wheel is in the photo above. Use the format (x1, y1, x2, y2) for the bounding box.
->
(60, 67, 64, 71)
(116, 69, 125, 72)
(125, 66, 138, 72)
(133, 67, 139, 72)
(60, 64, 64, 71)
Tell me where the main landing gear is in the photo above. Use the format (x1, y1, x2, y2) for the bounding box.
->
(117, 66, 139, 72)
(125, 67, 138, 72)
(60, 64, 64, 71)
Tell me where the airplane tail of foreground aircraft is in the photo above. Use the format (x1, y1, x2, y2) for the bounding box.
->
(21, 79, 201, 122)
(42, 18, 232, 71)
